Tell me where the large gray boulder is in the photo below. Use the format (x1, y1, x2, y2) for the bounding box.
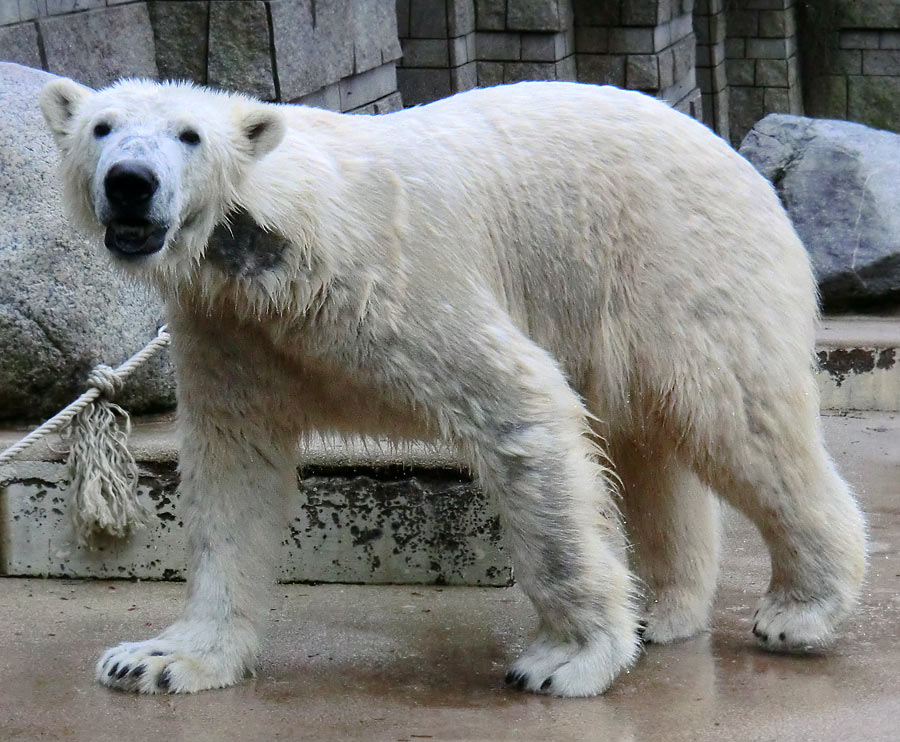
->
(0, 63, 175, 423)
(740, 114, 900, 311)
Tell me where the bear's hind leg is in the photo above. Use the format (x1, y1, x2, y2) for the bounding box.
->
(614, 438, 720, 644)
(693, 388, 866, 652)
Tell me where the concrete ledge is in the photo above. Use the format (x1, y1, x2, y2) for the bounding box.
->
(816, 316, 900, 411)
(0, 456, 508, 586)
(0, 423, 506, 584)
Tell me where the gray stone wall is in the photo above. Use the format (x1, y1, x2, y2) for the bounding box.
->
(4, 2, 900, 151)
(803, 1, 900, 134)
(573, 0, 701, 116)
(694, 0, 728, 139)
(397, 1, 701, 118)
(474, 0, 576, 89)
(396, 0, 478, 105)
(725, 0, 802, 146)
(0, 0, 404, 114)
(397, 0, 577, 106)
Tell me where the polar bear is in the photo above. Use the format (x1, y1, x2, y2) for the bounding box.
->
(39, 76, 866, 697)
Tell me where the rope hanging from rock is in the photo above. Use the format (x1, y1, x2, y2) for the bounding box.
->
(0, 325, 170, 545)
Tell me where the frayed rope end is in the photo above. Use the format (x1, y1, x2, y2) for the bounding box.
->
(64, 381, 150, 546)
(0, 326, 169, 547)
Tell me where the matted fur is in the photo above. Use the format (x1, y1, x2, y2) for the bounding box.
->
(40, 78, 866, 697)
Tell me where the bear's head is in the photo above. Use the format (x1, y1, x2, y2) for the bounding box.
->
(39, 77, 285, 283)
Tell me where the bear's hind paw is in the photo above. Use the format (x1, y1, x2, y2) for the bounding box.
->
(751, 591, 850, 653)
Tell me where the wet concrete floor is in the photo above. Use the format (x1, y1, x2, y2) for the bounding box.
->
(1, 411, 898, 741)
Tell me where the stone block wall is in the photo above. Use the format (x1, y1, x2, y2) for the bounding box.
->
(396, 0, 478, 105)
(474, 0, 576, 88)
(397, 0, 576, 106)
(724, 0, 802, 145)
(0, 1, 159, 88)
(5, 1, 900, 142)
(803, 1, 900, 134)
(398, 1, 701, 117)
(0, 0, 404, 114)
(694, 0, 728, 139)
(573, 0, 701, 117)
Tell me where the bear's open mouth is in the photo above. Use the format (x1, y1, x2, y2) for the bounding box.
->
(104, 219, 167, 258)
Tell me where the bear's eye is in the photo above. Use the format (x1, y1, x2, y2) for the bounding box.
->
(179, 129, 201, 146)
(93, 122, 111, 138)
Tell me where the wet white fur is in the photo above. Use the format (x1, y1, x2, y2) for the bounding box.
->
(41, 78, 866, 697)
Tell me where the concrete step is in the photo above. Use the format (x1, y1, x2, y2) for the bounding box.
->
(1, 316, 898, 583)
(817, 316, 900, 412)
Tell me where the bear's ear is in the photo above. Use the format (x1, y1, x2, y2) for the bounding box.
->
(39, 77, 93, 138)
(235, 105, 286, 160)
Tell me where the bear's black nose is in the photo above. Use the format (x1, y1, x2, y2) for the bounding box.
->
(104, 161, 158, 214)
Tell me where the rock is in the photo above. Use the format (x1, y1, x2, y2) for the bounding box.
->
(740, 113, 900, 310)
(0, 22, 42, 70)
(0, 63, 175, 423)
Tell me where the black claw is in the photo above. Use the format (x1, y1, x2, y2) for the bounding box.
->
(102, 657, 110, 670)
(516, 675, 527, 691)
(779, 632, 786, 642)
(541, 677, 552, 691)
(116, 665, 130, 680)
(107, 663, 119, 678)
(130, 665, 145, 679)
(637, 619, 650, 644)
(504, 671, 517, 685)
(752, 623, 759, 635)
(149, 651, 165, 657)
(157, 667, 171, 692)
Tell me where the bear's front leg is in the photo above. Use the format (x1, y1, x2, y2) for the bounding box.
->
(483, 407, 642, 696)
(98, 318, 297, 694)
(381, 315, 642, 696)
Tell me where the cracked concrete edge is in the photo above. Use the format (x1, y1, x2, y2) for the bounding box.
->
(817, 315, 900, 347)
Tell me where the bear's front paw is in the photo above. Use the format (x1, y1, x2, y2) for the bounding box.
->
(504, 629, 640, 697)
(97, 632, 250, 694)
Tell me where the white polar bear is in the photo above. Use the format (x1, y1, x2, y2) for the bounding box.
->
(39, 76, 866, 697)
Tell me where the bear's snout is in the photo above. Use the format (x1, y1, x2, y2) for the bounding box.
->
(101, 160, 167, 258)
(104, 160, 158, 217)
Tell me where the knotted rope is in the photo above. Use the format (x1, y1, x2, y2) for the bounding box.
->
(0, 325, 170, 544)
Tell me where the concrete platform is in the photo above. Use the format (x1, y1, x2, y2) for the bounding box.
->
(1, 410, 898, 741)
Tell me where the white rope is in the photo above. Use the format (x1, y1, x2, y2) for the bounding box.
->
(0, 324, 171, 544)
